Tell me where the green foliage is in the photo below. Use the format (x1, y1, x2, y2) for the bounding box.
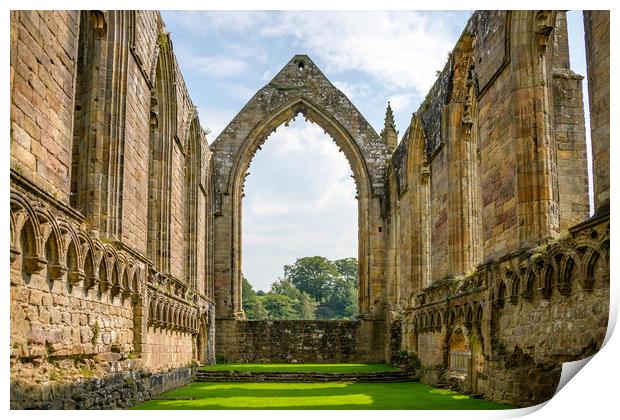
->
(284, 256, 340, 303)
(243, 256, 359, 320)
(295, 292, 318, 320)
(242, 277, 269, 320)
(263, 294, 299, 319)
(334, 257, 359, 287)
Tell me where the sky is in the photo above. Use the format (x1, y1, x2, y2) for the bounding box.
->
(161, 11, 591, 292)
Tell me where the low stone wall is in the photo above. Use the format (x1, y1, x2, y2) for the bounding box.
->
(10, 367, 194, 409)
(216, 319, 386, 363)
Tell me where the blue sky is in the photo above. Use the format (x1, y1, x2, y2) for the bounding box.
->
(161, 11, 590, 291)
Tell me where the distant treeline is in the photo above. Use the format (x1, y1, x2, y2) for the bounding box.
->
(243, 256, 358, 320)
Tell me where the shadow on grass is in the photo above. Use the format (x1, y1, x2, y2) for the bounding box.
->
(133, 382, 515, 410)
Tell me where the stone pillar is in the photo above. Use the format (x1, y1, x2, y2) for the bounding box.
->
(510, 11, 561, 246)
(443, 36, 482, 275)
(583, 11, 610, 214)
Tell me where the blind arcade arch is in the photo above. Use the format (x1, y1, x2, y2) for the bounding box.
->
(211, 55, 392, 319)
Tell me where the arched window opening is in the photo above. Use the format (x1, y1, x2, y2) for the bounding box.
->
(20, 219, 37, 284)
(241, 117, 359, 320)
(98, 258, 108, 299)
(448, 329, 471, 373)
(147, 34, 177, 274)
(44, 233, 60, 290)
(496, 280, 506, 307)
(66, 241, 79, 293)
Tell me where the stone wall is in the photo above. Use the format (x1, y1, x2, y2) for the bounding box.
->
(143, 328, 195, 370)
(216, 320, 386, 363)
(584, 11, 610, 213)
(10, 11, 79, 204)
(10, 10, 215, 409)
(11, 367, 194, 409)
(386, 10, 610, 408)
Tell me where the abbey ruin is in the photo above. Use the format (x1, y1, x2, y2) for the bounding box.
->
(10, 10, 610, 408)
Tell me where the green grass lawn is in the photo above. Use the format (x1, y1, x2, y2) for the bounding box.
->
(133, 382, 515, 410)
(199, 363, 402, 373)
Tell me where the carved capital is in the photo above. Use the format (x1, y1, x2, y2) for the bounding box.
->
(98, 279, 109, 294)
(557, 282, 572, 296)
(84, 275, 98, 290)
(582, 277, 595, 292)
(68, 270, 86, 285)
(534, 11, 554, 54)
(10, 247, 20, 264)
(48, 264, 68, 280)
(23, 255, 47, 274)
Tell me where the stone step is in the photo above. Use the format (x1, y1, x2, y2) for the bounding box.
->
(194, 370, 416, 383)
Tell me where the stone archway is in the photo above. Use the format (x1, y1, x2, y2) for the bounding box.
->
(211, 55, 391, 320)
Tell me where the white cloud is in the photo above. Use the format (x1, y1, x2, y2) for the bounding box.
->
(262, 11, 455, 94)
(197, 106, 236, 140)
(332, 81, 371, 102)
(163, 11, 270, 36)
(388, 93, 415, 112)
(261, 69, 274, 81)
(219, 82, 255, 102)
(188, 55, 247, 77)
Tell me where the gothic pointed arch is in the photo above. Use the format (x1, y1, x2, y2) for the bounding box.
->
(71, 11, 132, 238)
(184, 114, 203, 291)
(147, 32, 177, 273)
(211, 55, 391, 319)
(405, 114, 431, 290)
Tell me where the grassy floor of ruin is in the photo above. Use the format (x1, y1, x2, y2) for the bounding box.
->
(133, 363, 515, 410)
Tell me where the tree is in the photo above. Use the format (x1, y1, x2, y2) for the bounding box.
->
(295, 292, 318, 319)
(271, 278, 302, 299)
(250, 297, 269, 320)
(244, 257, 359, 320)
(242, 276, 269, 319)
(284, 256, 340, 303)
(335, 257, 359, 287)
(263, 294, 299, 319)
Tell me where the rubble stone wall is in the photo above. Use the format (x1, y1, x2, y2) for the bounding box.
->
(11, 367, 194, 409)
(216, 319, 386, 363)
